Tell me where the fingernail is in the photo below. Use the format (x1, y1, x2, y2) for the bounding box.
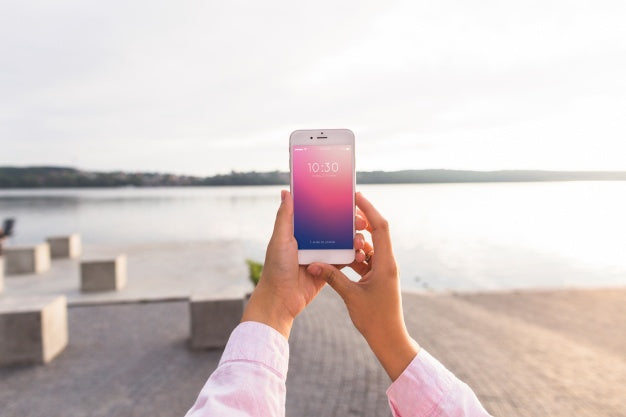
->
(308, 265, 321, 276)
(281, 190, 286, 202)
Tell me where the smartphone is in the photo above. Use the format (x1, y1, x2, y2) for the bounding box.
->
(290, 129, 355, 265)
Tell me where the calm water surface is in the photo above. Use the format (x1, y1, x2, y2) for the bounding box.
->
(1, 182, 625, 291)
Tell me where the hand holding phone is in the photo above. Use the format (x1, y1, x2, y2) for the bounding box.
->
(306, 192, 420, 382)
(241, 188, 366, 339)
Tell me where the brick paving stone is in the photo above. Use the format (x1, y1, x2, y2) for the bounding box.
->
(402, 289, 626, 417)
(0, 287, 624, 417)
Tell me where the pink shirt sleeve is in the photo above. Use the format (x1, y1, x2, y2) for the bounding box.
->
(185, 321, 289, 417)
(386, 349, 492, 417)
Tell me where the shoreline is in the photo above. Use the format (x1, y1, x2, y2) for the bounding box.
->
(3, 178, 626, 192)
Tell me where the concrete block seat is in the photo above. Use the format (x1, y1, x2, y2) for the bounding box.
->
(80, 254, 127, 292)
(4, 243, 51, 275)
(0, 295, 68, 366)
(189, 293, 244, 349)
(47, 234, 82, 259)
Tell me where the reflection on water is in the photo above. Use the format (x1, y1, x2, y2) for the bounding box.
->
(1, 182, 625, 291)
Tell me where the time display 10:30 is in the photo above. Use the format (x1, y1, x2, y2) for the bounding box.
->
(307, 162, 339, 173)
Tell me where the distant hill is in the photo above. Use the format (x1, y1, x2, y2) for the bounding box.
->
(0, 167, 287, 188)
(1, 166, 626, 188)
(357, 169, 626, 183)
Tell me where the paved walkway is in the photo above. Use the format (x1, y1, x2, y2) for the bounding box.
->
(1, 287, 625, 416)
(2, 241, 251, 305)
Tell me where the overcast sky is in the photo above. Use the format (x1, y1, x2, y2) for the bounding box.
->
(1, 0, 625, 175)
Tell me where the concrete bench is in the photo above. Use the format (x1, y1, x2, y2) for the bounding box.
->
(0, 295, 68, 366)
(80, 255, 127, 292)
(47, 234, 82, 259)
(0, 257, 3, 293)
(189, 294, 244, 349)
(4, 243, 51, 275)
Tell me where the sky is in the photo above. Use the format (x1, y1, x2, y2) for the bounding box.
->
(1, 0, 625, 176)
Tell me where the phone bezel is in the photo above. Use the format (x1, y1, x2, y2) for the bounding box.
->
(289, 129, 356, 265)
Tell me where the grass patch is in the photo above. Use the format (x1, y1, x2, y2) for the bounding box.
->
(245, 259, 263, 287)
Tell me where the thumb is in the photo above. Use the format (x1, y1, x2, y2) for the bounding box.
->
(307, 263, 354, 301)
(272, 190, 294, 240)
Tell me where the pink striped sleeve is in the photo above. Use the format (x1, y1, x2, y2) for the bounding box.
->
(386, 349, 492, 417)
(185, 321, 289, 417)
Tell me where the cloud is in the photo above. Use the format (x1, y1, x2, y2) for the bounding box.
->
(1, 0, 625, 174)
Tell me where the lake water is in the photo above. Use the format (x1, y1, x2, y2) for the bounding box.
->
(1, 182, 625, 291)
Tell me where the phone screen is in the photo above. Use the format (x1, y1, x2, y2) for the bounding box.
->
(292, 144, 353, 250)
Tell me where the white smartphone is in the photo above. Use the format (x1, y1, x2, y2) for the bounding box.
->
(290, 129, 356, 265)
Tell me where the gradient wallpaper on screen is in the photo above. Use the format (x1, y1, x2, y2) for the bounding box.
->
(292, 144, 353, 250)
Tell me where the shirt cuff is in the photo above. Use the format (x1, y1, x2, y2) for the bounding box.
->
(386, 348, 455, 417)
(219, 321, 290, 378)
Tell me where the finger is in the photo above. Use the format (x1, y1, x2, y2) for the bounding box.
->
(356, 208, 368, 228)
(272, 190, 294, 240)
(354, 233, 365, 251)
(353, 235, 373, 265)
(355, 192, 393, 258)
(355, 214, 367, 231)
(307, 263, 355, 301)
(362, 240, 374, 264)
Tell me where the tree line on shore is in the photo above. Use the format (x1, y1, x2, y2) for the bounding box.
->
(1, 166, 626, 188)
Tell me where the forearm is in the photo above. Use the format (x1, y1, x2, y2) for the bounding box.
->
(365, 325, 420, 381)
(241, 285, 294, 339)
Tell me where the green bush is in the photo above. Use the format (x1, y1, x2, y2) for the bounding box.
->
(245, 259, 263, 286)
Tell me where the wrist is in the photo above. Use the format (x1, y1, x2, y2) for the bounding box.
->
(241, 286, 294, 339)
(365, 326, 420, 381)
